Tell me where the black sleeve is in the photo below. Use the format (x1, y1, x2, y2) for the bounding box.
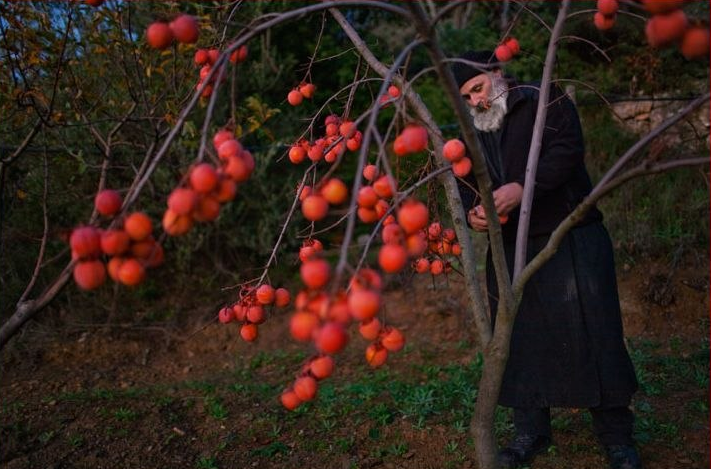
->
(511, 87, 585, 197)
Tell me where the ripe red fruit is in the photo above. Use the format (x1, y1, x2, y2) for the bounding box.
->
(365, 344, 388, 367)
(275, 288, 291, 307)
(124, 212, 152, 241)
(309, 356, 334, 379)
(132, 239, 158, 260)
(452, 157, 472, 177)
(240, 323, 258, 342)
(413, 257, 430, 273)
(107, 257, 124, 282)
(281, 389, 301, 410)
(307, 142, 324, 162)
(216, 137, 241, 159)
(393, 136, 407, 156)
(256, 284, 275, 305)
(387, 85, 400, 98)
(85, 0, 104, 6)
(373, 175, 395, 199)
(146, 22, 173, 50)
(73, 260, 106, 290)
(443, 139, 465, 162)
(382, 223, 404, 245)
(339, 121, 357, 139)
(430, 259, 444, 275)
(229, 45, 248, 63)
(495, 44, 513, 62)
(357, 186, 378, 208)
(504, 37, 520, 55)
(597, 0, 619, 16)
(363, 164, 379, 181)
(100, 229, 130, 256)
(349, 268, 382, 292)
(328, 298, 351, 324)
(162, 209, 193, 236)
(594, 12, 616, 31)
(167, 188, 197, 216)
(118, 258, 145, 286)
(321, 178, 348, 205)
(223, 155, 251, 182)
(287, 89, 303, 106)
(199, 65, 212, 81)
(301, 194, 329, 221)
(427, 222, 442, 240)
(397, 199, 429, 235)
(357, 207, 379, 224)
(194, 49, 209, 65)
(290, 312, 320, 341)
(190, 163, 218, 193)
(300, 258, 330, 289)
(646, 10, 688, 48)
(315, 322, 348, 354)
(212, 129, 235, 151)
(94, 189, 122, 217)
(294, 376, 318, 401)
(405, 232, 427, 257)
(246, 305, 265, 324)
(218, 307, 234, 324)
(324, 114, 340, 127)
(169, 14, 199, 44)
(680, 27, 710, 59)
(289, 145, 306, 164)
(299, 82, 316, 99)
(642, 0, 685, 15)
(348, 289, 380, 321)
(215, 178, 238, 203)
(398, 125, 428, 154)
(359, 318, 382, 340)
(232, 303, 246, 322)
(381, 327, 405, 352)
(346, 133, 362, 152)
(378, 244, 408, 273)
(193, 195, 220, 222)
(205, 49, 219, 65)
(70, 226, 101, 259)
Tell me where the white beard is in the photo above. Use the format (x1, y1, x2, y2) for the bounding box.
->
(470, 75, 509, 132)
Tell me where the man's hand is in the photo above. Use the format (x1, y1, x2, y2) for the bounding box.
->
(468, 206, 488, 232)
(493, 182, 523, 215)
(468, 183, 523, 232)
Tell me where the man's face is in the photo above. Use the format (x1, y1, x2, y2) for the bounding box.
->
(460, 72, 493, 112)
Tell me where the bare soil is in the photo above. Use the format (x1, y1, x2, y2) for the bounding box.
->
(1, 257, 708, 469)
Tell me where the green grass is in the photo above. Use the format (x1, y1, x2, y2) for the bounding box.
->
(113, 407, 139, 422)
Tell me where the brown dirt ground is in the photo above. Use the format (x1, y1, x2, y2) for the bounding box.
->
(0, 256, 708, 469)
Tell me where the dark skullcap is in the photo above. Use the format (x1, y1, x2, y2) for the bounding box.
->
(451, 50, 498, 89)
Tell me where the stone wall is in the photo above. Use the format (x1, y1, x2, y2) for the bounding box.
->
(611, 96, 710, 148)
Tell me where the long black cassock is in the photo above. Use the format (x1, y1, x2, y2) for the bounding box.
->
(457, 80, 638, 408)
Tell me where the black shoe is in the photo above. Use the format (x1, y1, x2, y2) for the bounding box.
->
(497, 434, 552, 468)
(605, 445, 642, 469)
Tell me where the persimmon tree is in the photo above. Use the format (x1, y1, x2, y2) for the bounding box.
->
(1, 1, 708, 468)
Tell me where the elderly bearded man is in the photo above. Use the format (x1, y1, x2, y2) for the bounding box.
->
(451, 50, 641, 469)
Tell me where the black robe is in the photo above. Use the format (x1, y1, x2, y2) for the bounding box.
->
(457, 80, 638, 408)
